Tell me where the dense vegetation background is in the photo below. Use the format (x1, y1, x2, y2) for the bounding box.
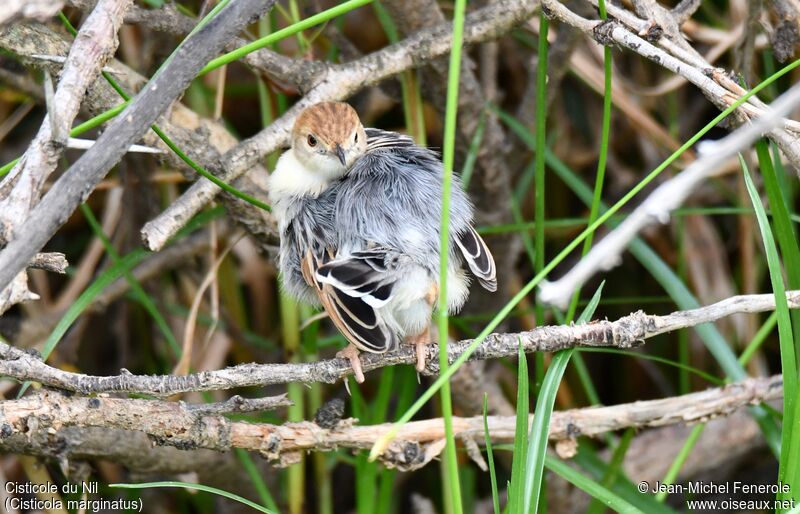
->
(1, 0, 799, 512)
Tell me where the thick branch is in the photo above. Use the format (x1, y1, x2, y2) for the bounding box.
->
(0, 376, 782, 470)
(0, 0, 132, 314)
(0, 0, 277, 294)
(0, 292, 796, 395)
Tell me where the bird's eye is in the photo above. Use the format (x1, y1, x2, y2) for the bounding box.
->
(354, 133, 358, 143)
(307, 134, 317, 147)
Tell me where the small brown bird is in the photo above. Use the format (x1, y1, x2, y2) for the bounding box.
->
(269, 102, 496, 382)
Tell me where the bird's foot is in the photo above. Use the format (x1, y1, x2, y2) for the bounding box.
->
(406, 328, 431, 373)
(336, 343, 365, 384)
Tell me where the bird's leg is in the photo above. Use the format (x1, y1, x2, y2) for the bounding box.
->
(336, 343, 365, 384)
(406, 327, 431, 372)
(406, 283, 439, 372)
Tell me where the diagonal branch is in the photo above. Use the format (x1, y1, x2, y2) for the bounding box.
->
(0, 0, 133, 315)
(0, 0, 277, 295)
(68, 0, 317, 91)
(0, 21, 278, 257)
(0, 291, 797, 395)
(538, 82, 800, 309)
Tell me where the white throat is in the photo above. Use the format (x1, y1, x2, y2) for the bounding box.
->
(269, 148, 333, 202)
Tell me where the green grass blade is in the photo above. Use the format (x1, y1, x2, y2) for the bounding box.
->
(574, 446, 677, 514)
(576, 282, 605, 325)
(523, 283, 604, 513)
(460, 112, 486, 190)
(739, 312, 778, 366)
(483, 394, 501, 514)
(507, 343, 530, 514)
(580, 348, 723, 386)
(436, 0, 468, 510)
(110, 481, 276, 513)
(235, 449, 281, 513)
(199, 0, 373, 75)
(586, 428, 634, 514)
(525, 350, 571, 513)
(757, 140, 800, 364)
(80, 203, 181, 357)
(741, 155, 798, 501)
(545, 456, 642, 514)
(41, 249, 150, 362)
(565, 0, 612, 323)
(655, 424, 705, 502)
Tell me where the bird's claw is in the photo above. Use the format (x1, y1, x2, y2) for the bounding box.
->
(337, 344, 365, 384)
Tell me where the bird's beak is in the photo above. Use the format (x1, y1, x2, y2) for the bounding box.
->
(334, 144, 347, 166)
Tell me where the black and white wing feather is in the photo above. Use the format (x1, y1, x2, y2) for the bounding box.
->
(456, 228, 497, 292)
(305, 249, 399, 354)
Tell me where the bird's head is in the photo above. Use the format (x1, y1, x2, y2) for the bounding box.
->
(290, 102, 368, 178)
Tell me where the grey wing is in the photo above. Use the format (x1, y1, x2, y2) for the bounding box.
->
(456, 227, 497, 292)
(314, 249, 399, 353)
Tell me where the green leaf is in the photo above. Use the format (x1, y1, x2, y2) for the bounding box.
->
(522, 283, 604, 512)
(483, 394, 501, 514)
(111, 481, 276, 513)
(756, 139, 800, 366)
(545, 456, 643, 514)
(507, 342, 530, 514)
(574, 446, 677, 514)
(741, 155, 798, 502)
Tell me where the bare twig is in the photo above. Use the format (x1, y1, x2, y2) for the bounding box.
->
(0, 0, 64, 26)
(0, 376, 782, 469)
(0, 0, 132, 314)
(183, 394, 292, 415)
(28, 252, 67, 273)
(0, 291, 797, 395)
(543, 0, 800, 167)
(69, 0, 314, 91)
(538, 83, 800, 309)
(0, 0, 277, 295)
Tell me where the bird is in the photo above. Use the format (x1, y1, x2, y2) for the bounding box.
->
(269, 101, 496, 383)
